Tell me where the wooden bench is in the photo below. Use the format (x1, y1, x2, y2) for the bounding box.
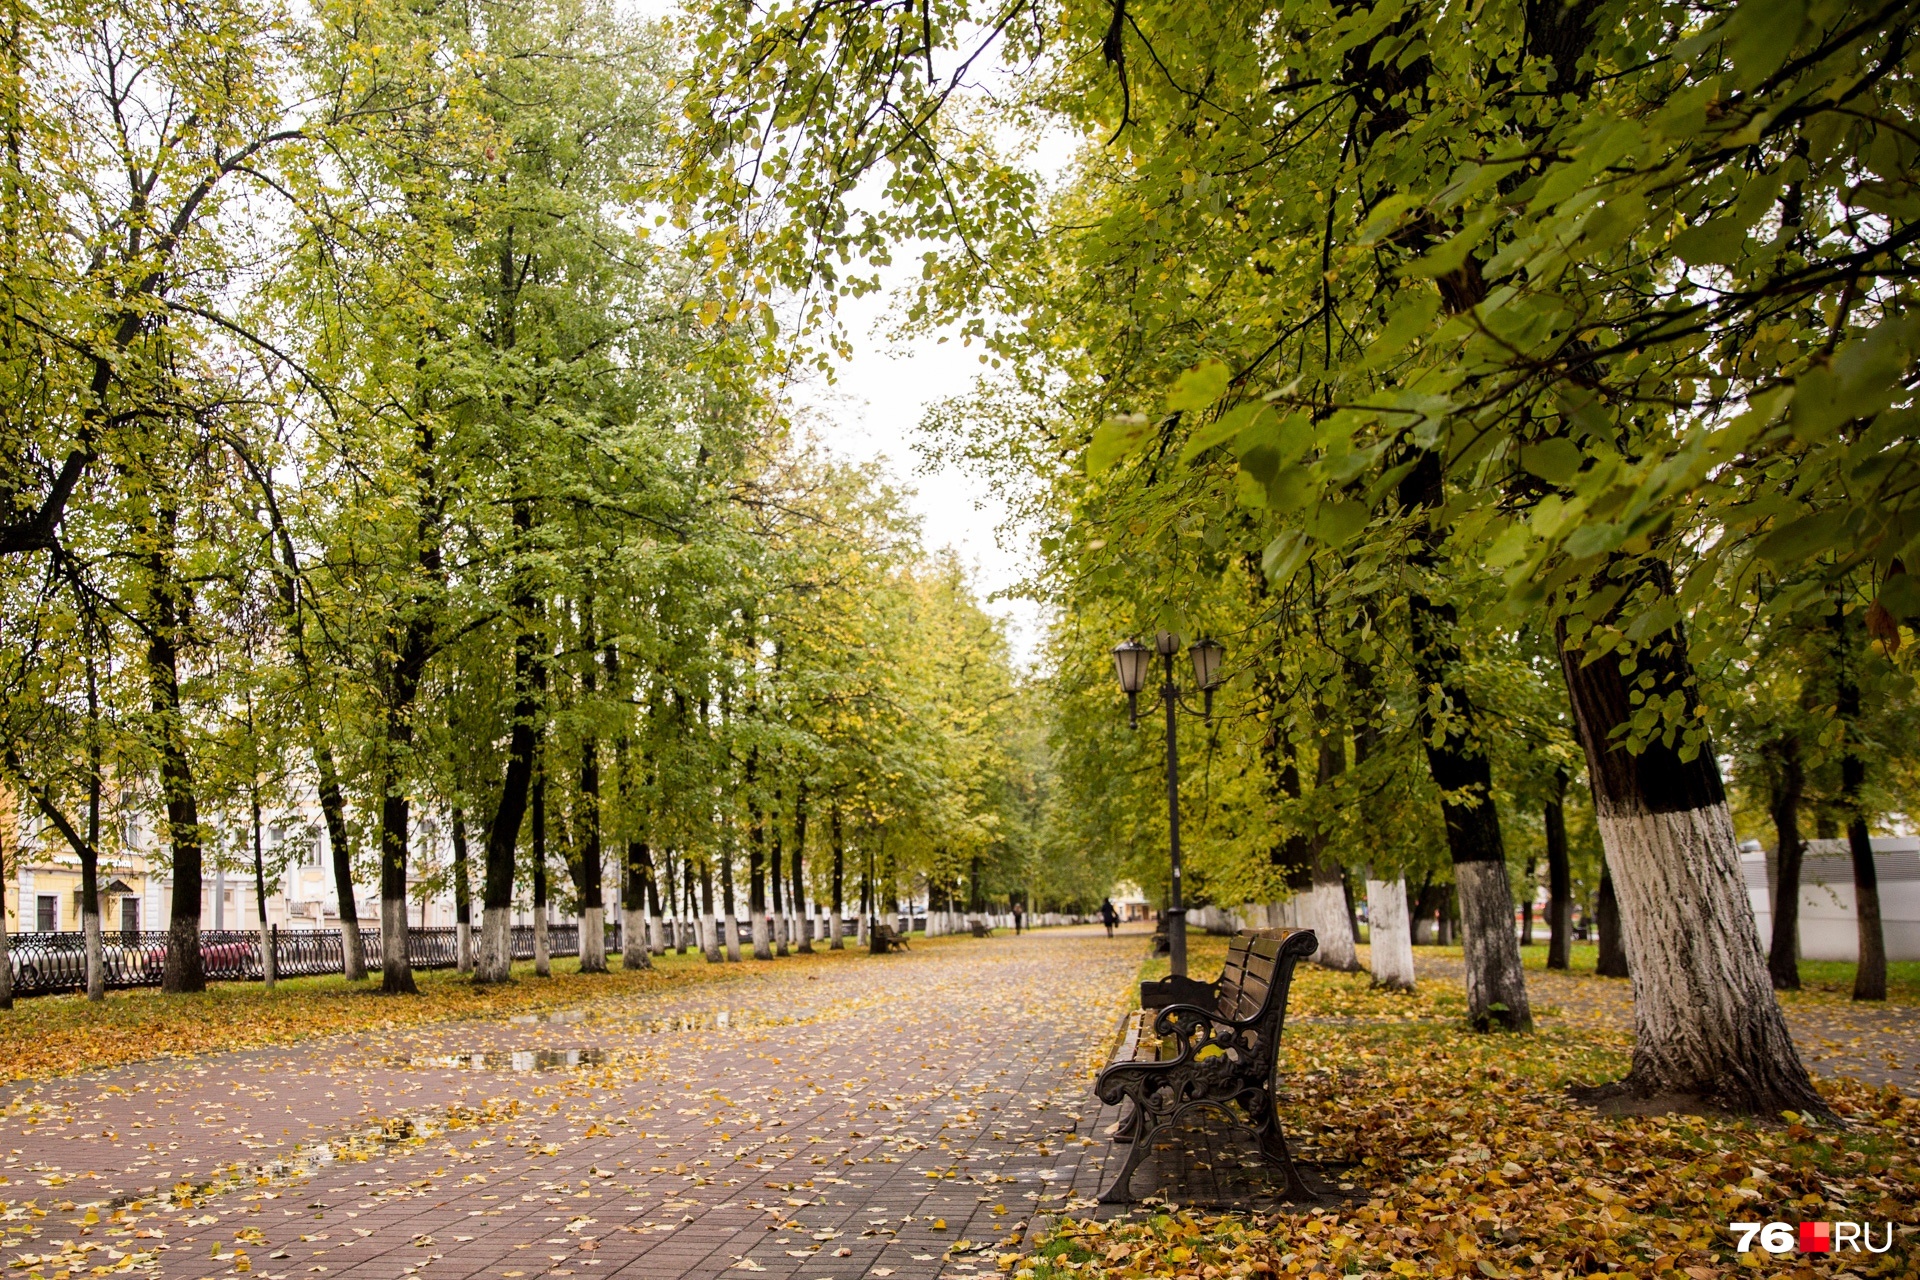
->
(969, 919, 990, 938)
(1093, 927, 1318, 1203)
(869, 921, 911, 954)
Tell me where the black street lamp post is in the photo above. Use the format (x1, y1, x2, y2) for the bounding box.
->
(1112, 632, 1225, 980)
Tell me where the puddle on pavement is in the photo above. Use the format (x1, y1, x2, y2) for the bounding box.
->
(509, 1009, 591, 1025)
(385, 1048, 609, 1072)
(629, 1008, 819, 1033)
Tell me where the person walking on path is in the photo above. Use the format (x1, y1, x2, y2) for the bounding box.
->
(1100, 899, 1118, 937)
(1013, 904, 1023, 935)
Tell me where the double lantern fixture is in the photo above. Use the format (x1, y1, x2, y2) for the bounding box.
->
(1110, 632, 1226, 980)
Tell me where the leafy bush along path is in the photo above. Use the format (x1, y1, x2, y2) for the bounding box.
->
(1022, 937, 1918, 1280)
(0, 927, 1143, 1280)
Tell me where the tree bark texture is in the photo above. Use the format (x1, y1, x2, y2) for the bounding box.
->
(829, 802, 845, 951)
(476, 500, 541, 984)
(1833, 608, 1886, 1002)
(1400, 453, 1530, 1031)
(533, 768, 551, 977)
(146, 509, 206, 994)
(1559, 614, 1826, 1114)
(252, 798, 275, 991)
(452, 806, 472, 973)
(624, 840, 653, 971)
(1365, 875, 1416, 991)
(1763, 735, 1805, 991)
(1306, 733, 1361, 971)
(1546, 772, 1572, 970)
(1595, 868, 1628, 978)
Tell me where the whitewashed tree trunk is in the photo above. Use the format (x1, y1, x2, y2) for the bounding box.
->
(1454, 860, 1529, 1027)
(752, 912, 771, 960)
(256, 917, 275, 992)
(724, 914, 742, 962)
(534, 912, 550, 977)
(623, 907, 650, 969)
(774, 912, 788, 957)
(340, 916, 367, 982)
(476, 907, 512, 981)
(85, 906, 106, 1001)
(1597, 803, 1825, 1111)
(382, 897, 412, 989)
(829, 910, 844, 949)
(456, 921, 472, 973)
(1365, 876, 1416, 991)
(1561, 609, 1827, 1115)
(1307, 861, 1360, 971)
(579, 906, 605, 972)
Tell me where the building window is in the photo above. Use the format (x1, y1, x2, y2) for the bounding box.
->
(36, 895, 56, 932)
(120, 898, 139, 934)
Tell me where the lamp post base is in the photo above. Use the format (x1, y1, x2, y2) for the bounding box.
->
(1166, 906, 1187, 979)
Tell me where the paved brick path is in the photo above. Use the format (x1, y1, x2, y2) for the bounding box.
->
(0, 928, 1143, 1280)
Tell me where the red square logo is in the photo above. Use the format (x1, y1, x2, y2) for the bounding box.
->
(1799, 1221, 1832, 1253)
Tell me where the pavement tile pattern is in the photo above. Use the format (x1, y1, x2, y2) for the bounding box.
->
(0, 928, 1146, 1280)
(0, 929, 1909, 1280)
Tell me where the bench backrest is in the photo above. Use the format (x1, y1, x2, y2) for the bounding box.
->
(1215, 927, 1315, 1026)
(1212, 933, 1256, 1019)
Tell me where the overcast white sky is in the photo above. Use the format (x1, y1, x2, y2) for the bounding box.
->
(787, 275, 1051, 670)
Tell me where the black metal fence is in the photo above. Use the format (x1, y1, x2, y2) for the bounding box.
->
(5, 914, 891, 998)
(3, 921, 626, 998)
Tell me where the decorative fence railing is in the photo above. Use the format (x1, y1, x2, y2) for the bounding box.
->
(4, 921, 624, 998)
(2, 910, 1084, 998)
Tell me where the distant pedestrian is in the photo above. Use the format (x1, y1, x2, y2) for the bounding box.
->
(1100, 899, 1118, 937)
(1013, 905, 1023, 935)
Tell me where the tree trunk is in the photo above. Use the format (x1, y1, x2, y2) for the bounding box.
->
(453, 806, 472, 973)
(1558, 610, 1825, 1115)
(572, 601, 606, 974)
(1763, 735, 1804, 991)
(680, 856, 694, 955)
(252, 796, 275, 991)
(1832, 608, 1887, 1002)
(1365, 875, 1416, 991)
(319, 747, 366, 981)
(792, 784, 812, 952)
(477, 498, 541, 983)
(1307, 732, 1360, 971)
(82, 718, 104, 1002)
(145, 512, 206, 994)
(770, 795, 788, 957)
(1844, 806, 1885, 1002)
(1400, 453, 1531, 1031)
(1520, 858, 1536, 947)
(647, 849, 665, 955)
(749, 803, 770, 962)
(573, 762, 605, 974)
(378, 738, 417, 995)
(1546, 771, 1572, 970)
(1595, 868, 1628, 978)
(829, 802, 845, 950)
(624, 839, 652, 971)
(700, 859, 720, 962)
(533, 767, 550, 977)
